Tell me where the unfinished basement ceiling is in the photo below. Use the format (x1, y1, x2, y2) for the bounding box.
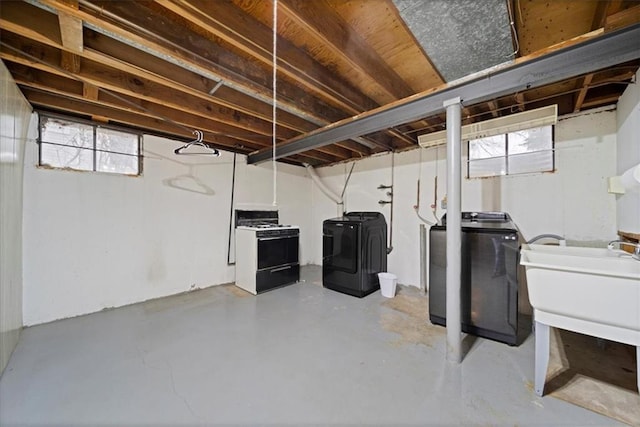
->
(394, 0, 514, 81)
(0, 0, 638, 167)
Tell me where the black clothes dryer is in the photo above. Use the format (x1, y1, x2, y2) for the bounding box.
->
(322, 212, 388, 297)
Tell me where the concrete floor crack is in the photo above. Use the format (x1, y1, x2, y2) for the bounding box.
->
(164, 359, 201, 421)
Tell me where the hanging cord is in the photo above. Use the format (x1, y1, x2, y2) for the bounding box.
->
(388, 152, 394, 254)
(226, 153, 237, 265)
(271, 0, 278, 207)
(506, 0, 520, 58)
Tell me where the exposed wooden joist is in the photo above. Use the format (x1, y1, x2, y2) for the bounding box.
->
(6, 59, 345, 164)
(277, 0, 415, 102)
(32, 0, 394, 152)
(0, 34, 295, 141)
(157, 0, 378, 115)
(248, 24, 640, 163)
(514, 93, 525, 112)
(487, 101, 499, 118)
(0, 3, 302, 134)
(573, 73, 594, 112)
(605, 4, 640, 31)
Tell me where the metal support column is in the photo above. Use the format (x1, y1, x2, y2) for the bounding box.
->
(444, 97, 462, 363)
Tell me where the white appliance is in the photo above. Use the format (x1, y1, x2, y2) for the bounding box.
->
(235, 210, 300, 295)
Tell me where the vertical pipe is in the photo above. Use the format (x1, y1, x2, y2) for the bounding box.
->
(419, 224, 427, 293)
(444, 97, 462, 363)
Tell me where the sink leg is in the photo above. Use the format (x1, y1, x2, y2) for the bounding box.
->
(534, 321, 550, 397)
(637, 346, 639, 394)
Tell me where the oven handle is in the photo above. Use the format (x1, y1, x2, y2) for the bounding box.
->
(257, 236, 298, 242)
(270, 265, 292, 273)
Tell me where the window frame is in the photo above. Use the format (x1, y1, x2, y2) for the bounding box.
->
(466, 125, 555, 179)
(37, 111, 143, 176)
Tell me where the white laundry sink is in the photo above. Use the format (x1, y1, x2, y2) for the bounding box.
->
(520, 247, 640, 397)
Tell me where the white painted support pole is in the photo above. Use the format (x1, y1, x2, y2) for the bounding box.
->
(444, 97, 462, 363)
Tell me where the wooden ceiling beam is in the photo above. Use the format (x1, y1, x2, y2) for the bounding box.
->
(580, 93, 622, 109)
(487, 101, 500, 118)
(8, 63, 260, 147)
(8, 62, 346, 164)
(28, 0, 382, 156)
(22, 88, 254, 152)
(156, 0, 379, 115)
(38, 0, 348, 124)
(604, 4, 640, 32)
(278, 0, 414, 102)
(0, 36, 297, 140)
(573, 73, 594, 112)
(2, 3, 324, 139)
(249, 24, 640, 163)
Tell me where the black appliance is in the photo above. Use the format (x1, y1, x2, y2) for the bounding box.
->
(235, 210, 299, 295)
(429, 212, 520, 345)
(322, 212, 387, 297)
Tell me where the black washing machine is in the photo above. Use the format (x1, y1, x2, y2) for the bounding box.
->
(322, 212, 387, 297)
(429, 212, 521, 345)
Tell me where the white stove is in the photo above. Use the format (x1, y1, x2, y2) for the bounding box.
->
(235, 211, 300, 294)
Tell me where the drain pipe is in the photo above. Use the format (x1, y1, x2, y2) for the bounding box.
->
(304, 163, 344, 213)
(378, 152, 394, 254)
(444, 97, 462, 364)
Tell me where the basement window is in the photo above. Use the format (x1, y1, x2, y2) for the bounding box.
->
(467, 125, 554, 178)
(38, 114, 141, 176)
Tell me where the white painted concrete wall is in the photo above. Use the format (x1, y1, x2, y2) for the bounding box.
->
(22, 134, 312, 325)
(0, 62, 32, 374)
(616, 70, 640, 234)
(310, 108, 618, 287)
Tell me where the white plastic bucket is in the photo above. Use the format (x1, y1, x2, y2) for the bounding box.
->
(378, 272, 397, 298)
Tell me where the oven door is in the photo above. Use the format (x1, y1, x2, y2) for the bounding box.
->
(257, 235, 299, 270)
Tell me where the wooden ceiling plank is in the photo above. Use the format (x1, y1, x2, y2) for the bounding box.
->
(157, 0, 380, 115)
(0, 35, 295, 140)
(11, 64, 338, 163)
(248, 25, 640, 163)
(31, 0, 339, 127)
(7, 7, 315, 138)
(32, 0, 385, 154)
(7, 62, 263, 147)
(278, 0, 414, 101)
(581, 93, 622, 108)
(333, 140, 371, 157)
(21, 88, 257, 152)
(0, 1, 63, 46)
(604, 4, 640, 32)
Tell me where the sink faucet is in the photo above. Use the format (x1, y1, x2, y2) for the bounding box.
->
(607, 240, 640, 261)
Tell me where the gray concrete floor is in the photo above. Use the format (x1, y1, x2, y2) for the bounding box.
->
(0, 265, 622, 426)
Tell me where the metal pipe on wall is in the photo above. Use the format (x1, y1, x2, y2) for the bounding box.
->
(420, 224, 427, 293)
(444, 97, 462, 363)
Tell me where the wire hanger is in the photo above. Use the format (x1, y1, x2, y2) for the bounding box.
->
(174, 130, 220, 156)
